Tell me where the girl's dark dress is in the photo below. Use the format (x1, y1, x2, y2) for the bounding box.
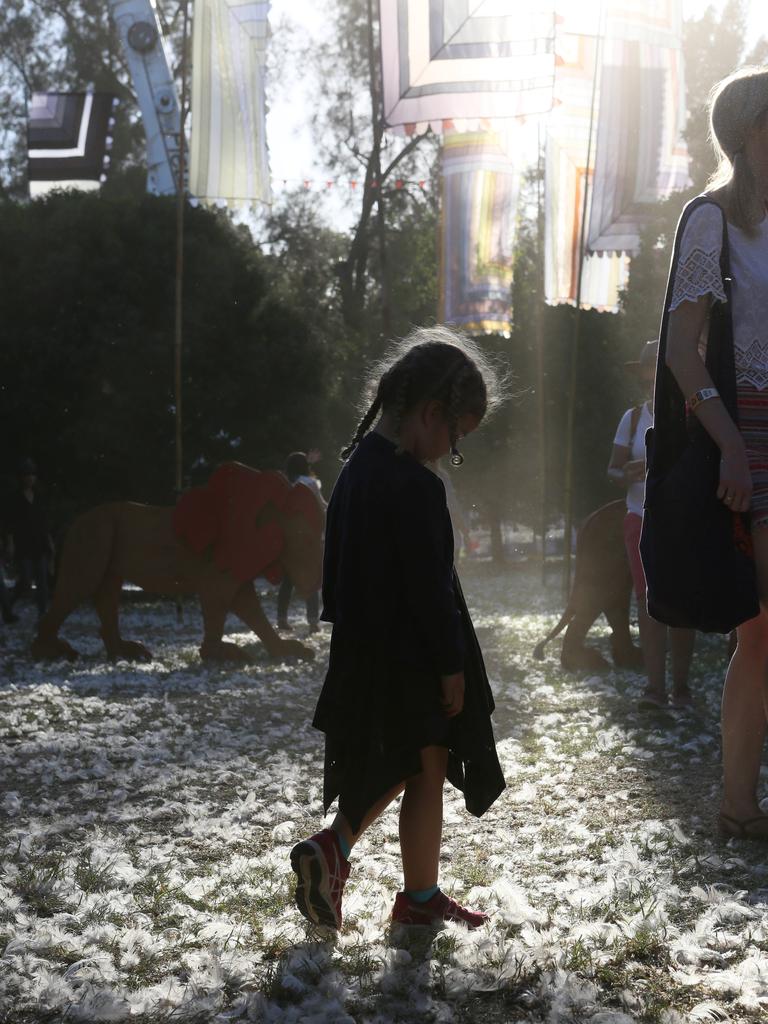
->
(314, 432, 505, 833)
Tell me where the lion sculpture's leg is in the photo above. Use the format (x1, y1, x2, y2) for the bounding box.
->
(33, 507, 115, 661)
(33, 505, 154, 662)
(203, 582, 314, 662)
(93, 571, 152, 662)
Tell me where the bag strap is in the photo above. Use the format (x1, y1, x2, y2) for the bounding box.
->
(628, 404, 642, 449)
(649, 195, 736, 477)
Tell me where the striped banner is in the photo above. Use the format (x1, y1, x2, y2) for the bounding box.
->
(190, 0, 270, 205)
(439, 130, 520, 336)
(586, 2, 689, 253)
(381, 0, 556, 133)
(544, 0, 687, 311)
(28, 92, 115, 198)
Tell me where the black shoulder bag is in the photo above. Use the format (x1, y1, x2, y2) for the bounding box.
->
(639, 196, 759, 633)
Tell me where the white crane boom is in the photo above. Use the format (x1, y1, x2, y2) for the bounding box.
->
(107, 0, 183, 195)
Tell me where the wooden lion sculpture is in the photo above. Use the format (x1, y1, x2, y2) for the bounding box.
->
(32, 462, 323, 663)
(533, 500, 644, 672)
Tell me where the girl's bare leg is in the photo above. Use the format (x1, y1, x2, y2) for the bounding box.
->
(720, 527, 768, 821)
(330, 746, 448, 891)
(399, 746, 448, 891)
(330, 782, 405, 853)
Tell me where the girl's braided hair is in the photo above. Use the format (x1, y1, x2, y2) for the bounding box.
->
(340, 325, 503, 462)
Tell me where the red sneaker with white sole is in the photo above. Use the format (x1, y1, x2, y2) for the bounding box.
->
(290, 828, 350, 929)
(391, 889, 489, 929)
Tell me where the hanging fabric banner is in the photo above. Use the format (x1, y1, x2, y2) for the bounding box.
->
(381, 0, 557, 133)
(586, 1, 689, 253)
(27, 92, 116, 198)
(439, 129, 520, 336)
(190, 0, 271, 205)
(544, 0, 687, 311)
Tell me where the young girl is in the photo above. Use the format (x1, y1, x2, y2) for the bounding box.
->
(290, 326, 506, 930)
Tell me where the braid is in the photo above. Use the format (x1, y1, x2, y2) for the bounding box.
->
(390, 371, 411, 449)
(339, 394, 382, 461)
(445, 361, 472, 438)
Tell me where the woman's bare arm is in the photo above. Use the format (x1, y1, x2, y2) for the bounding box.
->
(607, 443, 644, 487)
(665, 296, 751, 512)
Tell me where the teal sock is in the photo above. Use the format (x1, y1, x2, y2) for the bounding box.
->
(406, 884, 439, 903)
(333, 829, 351, 861)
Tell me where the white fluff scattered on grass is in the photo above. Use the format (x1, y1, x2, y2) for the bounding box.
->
(2, 569, 768, 1021)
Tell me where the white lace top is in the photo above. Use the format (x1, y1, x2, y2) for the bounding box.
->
(668, 202, 768, 390)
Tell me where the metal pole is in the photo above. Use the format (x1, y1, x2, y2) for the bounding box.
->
(367, 0, 392, 335)
(562, 3, 604, 598)
(535, 123, 547, 584)
(174, 0, 190, 498)
(174, 0, 190, 625)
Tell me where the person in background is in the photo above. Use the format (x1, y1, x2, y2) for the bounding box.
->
(277, 450, 326, 633)
(7, 459, 53, 620)
(608, 340, 695, 710)
(0, 542, 17, 625)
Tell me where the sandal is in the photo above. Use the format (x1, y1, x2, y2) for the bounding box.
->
(718, 812, 768, 841)
(638, 689, 668, 710)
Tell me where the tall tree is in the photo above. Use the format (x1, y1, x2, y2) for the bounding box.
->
(304, 0, 437, 335)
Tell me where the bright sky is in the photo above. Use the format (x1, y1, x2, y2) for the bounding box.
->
(266, 0, 764, 198)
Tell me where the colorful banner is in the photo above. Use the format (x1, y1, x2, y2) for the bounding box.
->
(27, 92, 116, 198)
(544, 0, 687, 311)
(439, 130, 520, 336)
(586, 12, 689, 252)
(381, 0, 556, 133)
(190, 0, 271, 205)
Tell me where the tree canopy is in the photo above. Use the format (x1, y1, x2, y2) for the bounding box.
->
(0, 0, 764, 550)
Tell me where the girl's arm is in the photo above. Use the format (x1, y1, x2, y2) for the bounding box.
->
(396, 475, 464, 676)
(665, 296, 751, 512)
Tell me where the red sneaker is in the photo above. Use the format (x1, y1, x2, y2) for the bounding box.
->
(290, 829, 350, 929)
(391, 889, 489, 930)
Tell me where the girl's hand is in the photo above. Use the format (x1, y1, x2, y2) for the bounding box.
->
(441, 672, 465, 717)
(718, 445, 752, 513)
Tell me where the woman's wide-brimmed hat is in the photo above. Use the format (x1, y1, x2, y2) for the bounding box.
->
(624, 339, 658, 372)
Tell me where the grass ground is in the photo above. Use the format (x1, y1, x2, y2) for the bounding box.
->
(2, 561, 768, 1022)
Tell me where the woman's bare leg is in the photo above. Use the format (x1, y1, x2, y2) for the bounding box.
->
(670, 628, 695, 694)
(720, 527, 768, 821)
(637, 601, 668, 696)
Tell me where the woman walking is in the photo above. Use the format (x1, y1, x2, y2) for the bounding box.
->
(659, 67, 768, 838)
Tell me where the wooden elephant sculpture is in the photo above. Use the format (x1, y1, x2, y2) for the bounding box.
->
(32, 462, 323, 664)
(533, 500, 644, 672)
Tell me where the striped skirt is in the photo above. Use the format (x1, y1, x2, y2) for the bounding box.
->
(738, 382, 768, 531)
